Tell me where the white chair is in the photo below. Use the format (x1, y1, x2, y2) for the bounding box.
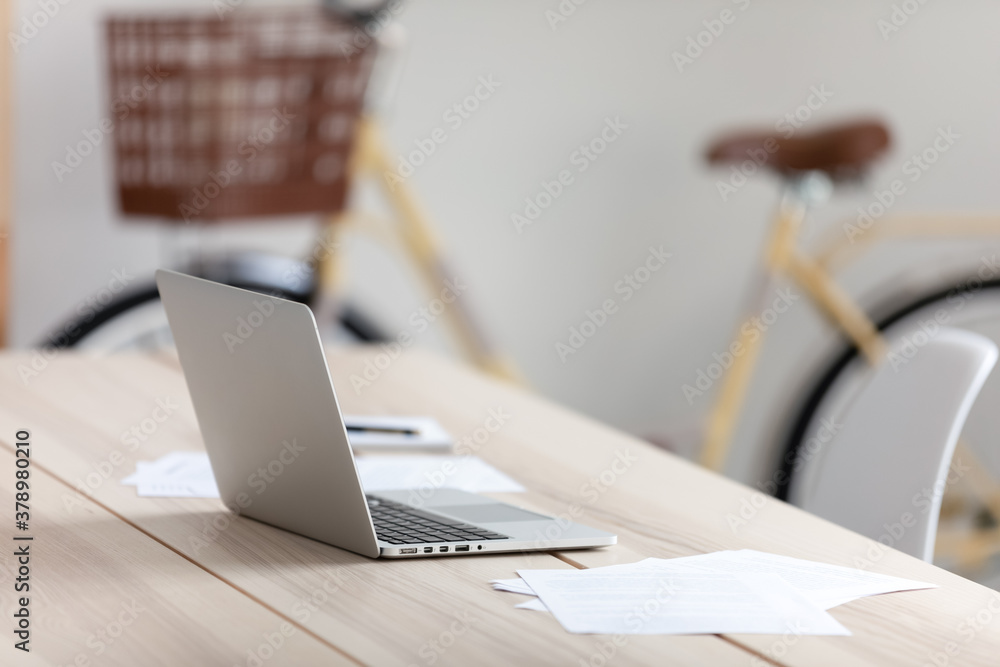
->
(788, 327, 997, 561)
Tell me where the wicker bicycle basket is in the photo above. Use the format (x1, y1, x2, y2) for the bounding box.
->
(104, 9, 376, 223)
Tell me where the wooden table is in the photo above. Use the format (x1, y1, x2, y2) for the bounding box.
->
(1, 347, 999, 666)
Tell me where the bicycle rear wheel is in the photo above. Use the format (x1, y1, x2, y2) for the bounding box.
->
(42, 254, 389, 351)
(778, 275, 1000, 585)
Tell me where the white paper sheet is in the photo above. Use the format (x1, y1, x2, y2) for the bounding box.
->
(122, 452, 525, 498)
(121, 452, 220, 498)
(516, 566, 850, 635)
(355, 455, 525, 493)
(120, 451, 205, 484)
(491, 578, 536, 595)
(500, 549, 937, 634)
(654, 550, 937, 609)
(516, 598, 548, 612)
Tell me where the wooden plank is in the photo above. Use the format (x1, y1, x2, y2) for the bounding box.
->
(0, 446, 348, 666)
(0, 352, 756, 666)
(324, 346, 1000, 667)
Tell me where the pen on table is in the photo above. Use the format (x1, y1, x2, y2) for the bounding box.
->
(346, 426, 419, 436)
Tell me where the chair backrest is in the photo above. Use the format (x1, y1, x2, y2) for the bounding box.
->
(788, 327, 997, 561)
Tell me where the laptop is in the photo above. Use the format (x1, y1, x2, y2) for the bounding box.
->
(156, 270, 616, 558)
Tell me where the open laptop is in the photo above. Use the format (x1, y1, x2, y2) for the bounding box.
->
(156, 270, 616, 558)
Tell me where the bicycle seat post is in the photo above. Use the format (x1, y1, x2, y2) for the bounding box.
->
(699, 178, 816, 472)
(767, 172, 826, 268)
(699, 119, 891, 472)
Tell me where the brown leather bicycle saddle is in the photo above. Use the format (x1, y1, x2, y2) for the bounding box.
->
(706, 119, 891, 179)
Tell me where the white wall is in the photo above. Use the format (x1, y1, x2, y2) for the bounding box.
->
(12, 0, 1000, 483)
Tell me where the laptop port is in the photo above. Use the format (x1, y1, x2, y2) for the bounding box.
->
(439, 546, 449, 552)
(399, 548, 418, 554)
(455, 545, 470, 552)
(423, 547, 433, 553)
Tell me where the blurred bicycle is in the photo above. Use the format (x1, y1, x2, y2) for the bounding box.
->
(701, 117, 1000, 585)
(45, 2, 519, 383)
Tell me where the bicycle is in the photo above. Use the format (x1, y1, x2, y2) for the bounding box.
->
(44, 6, 520, 384)
(700, 117, 1000, 586)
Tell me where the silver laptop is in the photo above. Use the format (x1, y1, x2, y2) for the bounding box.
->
(156, 269, 616, 558)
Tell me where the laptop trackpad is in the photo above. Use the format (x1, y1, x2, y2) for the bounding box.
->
(434, 504, 550, 524)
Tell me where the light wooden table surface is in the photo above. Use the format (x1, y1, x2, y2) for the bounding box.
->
(1, 347, 998, 666)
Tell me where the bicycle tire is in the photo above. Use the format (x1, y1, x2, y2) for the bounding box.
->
(44, 283, 163, 349)
(775, 276, 1000, 501)
(42, 280, 388, 348)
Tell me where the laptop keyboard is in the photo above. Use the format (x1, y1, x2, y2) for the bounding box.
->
(367, 496, 511, 545)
